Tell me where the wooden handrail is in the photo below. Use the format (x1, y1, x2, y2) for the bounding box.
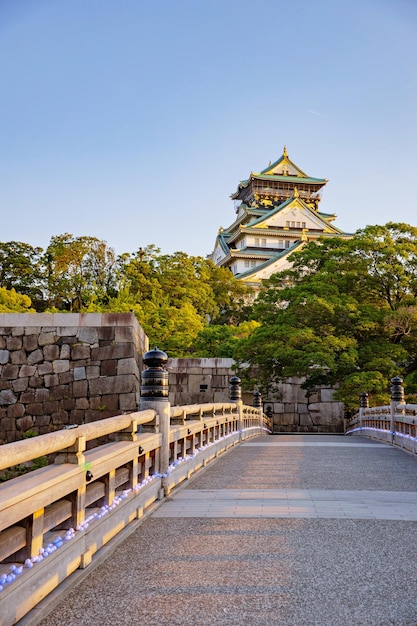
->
(0, 410, 156, 471)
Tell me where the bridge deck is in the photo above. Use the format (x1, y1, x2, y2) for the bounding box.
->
(33, 435, 417, 625)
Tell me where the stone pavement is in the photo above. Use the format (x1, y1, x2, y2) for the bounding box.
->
(35, 435, 417, 625)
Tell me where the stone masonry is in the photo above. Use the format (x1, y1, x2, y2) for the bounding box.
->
(168, 359, 344, 433)
(0, 313, 148, 443)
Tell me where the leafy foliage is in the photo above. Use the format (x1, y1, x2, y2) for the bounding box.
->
(0, 287, 34, 312)
(234, 223, 417, 409)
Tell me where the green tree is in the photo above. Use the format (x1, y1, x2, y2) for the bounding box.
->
(114, 248, 251, 355)
(0, 241, 44, 309)
(44, 234, 117, 311)
(234, 223, 417, 409)
(0, 287, 34, 312)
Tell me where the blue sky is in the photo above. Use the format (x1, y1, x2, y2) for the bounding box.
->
(1, 0, 416, 258)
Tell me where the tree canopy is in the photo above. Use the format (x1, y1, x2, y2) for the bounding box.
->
(0, 237, 251, 356)
(234, 223, 417, 408)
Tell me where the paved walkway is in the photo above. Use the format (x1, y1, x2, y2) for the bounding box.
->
(36, 435, 417, 625)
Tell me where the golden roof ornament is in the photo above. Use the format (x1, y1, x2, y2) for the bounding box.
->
(283, 145, 288, 157)
(293, 186, 299, 198)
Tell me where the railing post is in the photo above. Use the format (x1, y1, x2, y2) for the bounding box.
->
(359, 392, 369, 432)
(390, 376, 404, 444)
(229, 375, 243, 437)
(139, 347, 170, 486)
(254, 390, 262, 429)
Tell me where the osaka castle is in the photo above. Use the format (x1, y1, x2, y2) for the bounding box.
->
(210, 147, 350, 287)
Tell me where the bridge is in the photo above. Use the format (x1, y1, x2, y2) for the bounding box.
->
(1, 356, 417, 625)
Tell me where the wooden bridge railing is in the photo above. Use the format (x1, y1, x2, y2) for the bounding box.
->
(0, 348, 271, 626)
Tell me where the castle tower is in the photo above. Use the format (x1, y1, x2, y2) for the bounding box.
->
(211, 147, 350, 287)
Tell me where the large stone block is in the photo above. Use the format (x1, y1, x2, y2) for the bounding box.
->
(16, 415, 34, 431)
(35, 388, 50, 402)
(29, 376, 43, 388)
(19, 364, 37, 377)
(308, 402, 344, 425)
(24, 326, 41, 335)
(43, 344, 60, 360)
(38, 362, 53, 375)
(211, 375, 229, 388)
(97, 326, 115, 341)
(56, 326, 78, 337)
(279, 382, 308, 404)
(7, 336, 22, 350)
(117, 358, 138, 376)
(0, 417, 14, 431)
(21, 391, 36, 404)
(11, 350, 27, 365)
(86, 365, 100, 379)
(89, 375, 137, 396)
(119, 393, 137, 411)
(27, 403, 44, 416)
(71, 345, 91, 360)
(73, 366, 86, 381)
(73, 380, 88, 398)
(23, 334, 39, 351)
(0, 349, 9, 364)
(70, 410, 85, 424)
(279, 413, 298, 426)
(51, 411, 69, 425)
(7, 403, 25, 418)
(115, 326, 134, 343)
(101, 360, 117, 376)
(188, 374, 211, 393)
(34, 415, 51, 428)
(53, 360, 70, 373)
(57, 371, 72, 385)
(299, 413, 314, 427)
(92, 344, 136, 360)
(62, 398, 76, 411)
(28, 349, 44, 365)
(60, 344, 71, 359)
(43, 400, 60, 414)
(78, 327, 98, 344)
(75, 397, 89, 409)
(50, 385, 70, 401)
(44, 374, 59, 387)
(39, 332, 56, 346)
(89, 396, 103, 410)
(320, 388, 337, 402)
(101, 394, 119, 411)
(2, 364, 19, 379)
(12, 378, 28, 392)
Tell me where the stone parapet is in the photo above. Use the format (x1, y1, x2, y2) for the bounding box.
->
(0, 313, 148, 443)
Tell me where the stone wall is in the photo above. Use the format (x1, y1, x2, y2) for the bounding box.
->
(0, 313, 148, 443)
(167, 358, 236, 406)
(264, 378, 344, 434)
(168, 359, 344, 433)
